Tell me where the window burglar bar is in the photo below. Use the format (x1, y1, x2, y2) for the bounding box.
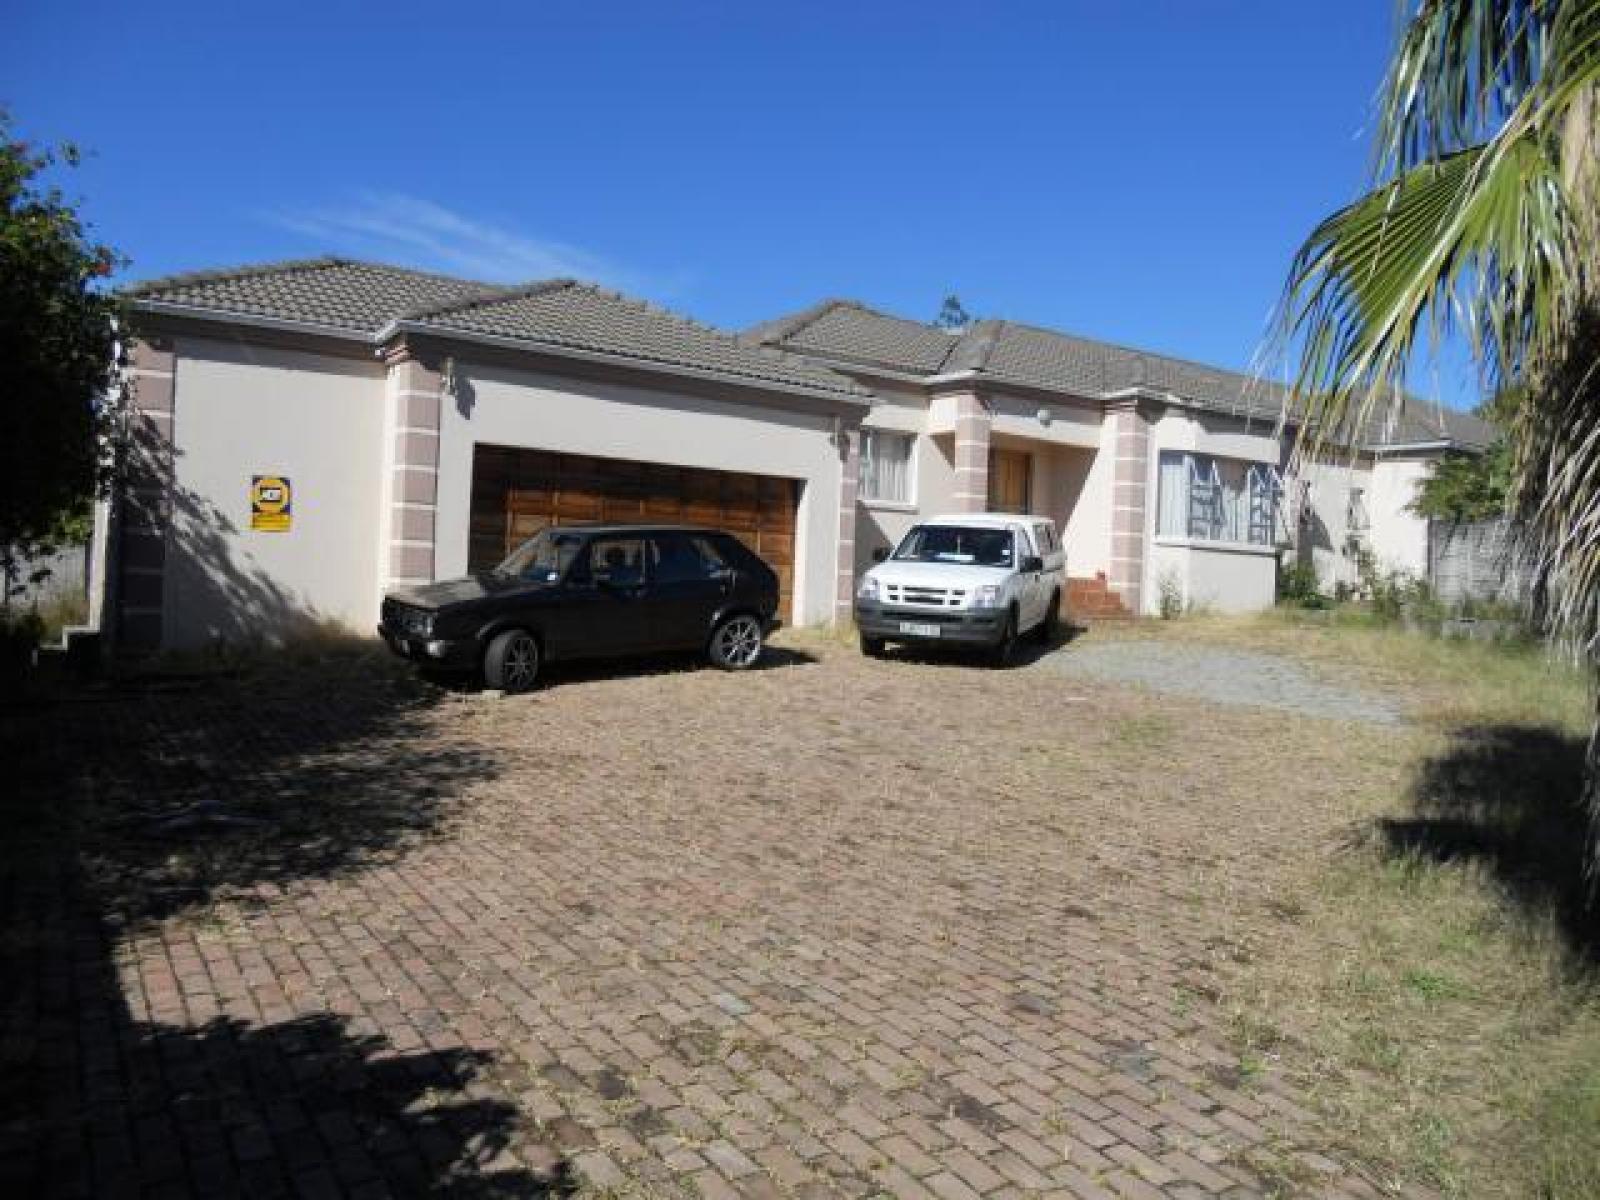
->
(1187, 457, 1224, 540)
(1247, 464, 1285, 546)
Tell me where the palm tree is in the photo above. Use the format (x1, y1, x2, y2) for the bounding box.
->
(1273, 0, 1600, 883)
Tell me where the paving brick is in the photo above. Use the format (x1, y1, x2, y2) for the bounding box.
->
(0, 644, 1386, 1200)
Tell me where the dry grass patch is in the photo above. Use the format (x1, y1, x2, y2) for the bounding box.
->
(1145, 611, 1600, 1197)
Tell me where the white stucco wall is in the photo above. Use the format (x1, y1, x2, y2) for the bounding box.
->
(1145, 540, 1277, 614)
(1368, 456, 1433, 576)
(854, 383, 950, 572)
(166, 338, 387, 648)
(1141, 407, 1282, 615)
(435, 361, 847, 626)
(1293, 453, 1375, 592)
(988, 389, 1101, 450)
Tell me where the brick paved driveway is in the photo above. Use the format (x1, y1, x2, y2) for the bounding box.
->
(1, 634, 1404, 1198)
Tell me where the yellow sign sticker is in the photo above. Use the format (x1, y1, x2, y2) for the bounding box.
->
(251, 475, 292, 532)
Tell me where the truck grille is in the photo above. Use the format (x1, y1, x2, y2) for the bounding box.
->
(882, 585, 967, 608)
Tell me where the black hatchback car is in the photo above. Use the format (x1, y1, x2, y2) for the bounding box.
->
(379, 525, 782, 692)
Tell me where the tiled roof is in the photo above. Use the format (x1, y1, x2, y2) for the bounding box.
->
(746, 301, 961, 375)
(749, 301, 1496, 450)
(124, 259, 868, 400)
(401, 282, 870, 398)
(124, 258, 506, 334)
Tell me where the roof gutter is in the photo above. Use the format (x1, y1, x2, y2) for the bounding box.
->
(127, 299, 372, 344)
(378, 319, 872, 409)
(1368, 438, 1459, 455)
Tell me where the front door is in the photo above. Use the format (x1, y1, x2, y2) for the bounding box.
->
(988, 448, 1032, 514)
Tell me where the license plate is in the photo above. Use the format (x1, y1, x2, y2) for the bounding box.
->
(898, 621, 941, 638)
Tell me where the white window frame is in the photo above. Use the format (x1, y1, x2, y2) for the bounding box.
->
(859, 429, 916, 507)
(1156, 450, 1282, 548)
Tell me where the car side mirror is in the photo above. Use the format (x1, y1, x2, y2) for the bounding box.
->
(871, 547, 889, 563)
(1022, 555, 1044, 573)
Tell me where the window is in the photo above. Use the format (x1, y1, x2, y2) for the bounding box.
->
(497, 530, 586, 582)
(1346, 487, 1370, 533)
(583, 537, 647, 585)
(894, 525, 1014, 568)
(1156, 451, 1281, 546)
(860, 430, 914, 504)
(650, 534, 726, 584)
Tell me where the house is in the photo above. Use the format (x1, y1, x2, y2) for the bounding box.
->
(744, 301, 1495, 611)
(95, 258, 1493, 651)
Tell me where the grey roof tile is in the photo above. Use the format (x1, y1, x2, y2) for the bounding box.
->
(754, 301, 961, 375)
(407, 282, 869, 397)
(123, 259, 867, 400)
(125, 258, 507, 333)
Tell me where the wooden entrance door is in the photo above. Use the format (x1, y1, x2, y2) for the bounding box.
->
(988, 447, 1032, 513)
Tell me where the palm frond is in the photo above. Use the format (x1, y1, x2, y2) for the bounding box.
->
(1375, 0, 1549, 168)
(1274, 129, 1576, 460)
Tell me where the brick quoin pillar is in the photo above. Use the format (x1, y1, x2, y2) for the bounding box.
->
(384, 349, 442, 589)
(1108, 397, 1156, 614)
(117, 338, 177, 651)
(951, 392, 991, 513)
(834, 423, 861, 624)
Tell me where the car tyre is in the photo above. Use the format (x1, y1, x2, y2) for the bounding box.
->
(989, 608, 1019, 668)
(860, 633, 886, 658)
(708, 613, 764, 670)
(1035, 590, 1061, 644)
(484, 629, 541, 693)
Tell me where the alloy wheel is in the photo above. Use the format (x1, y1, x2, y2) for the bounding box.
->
(712, 616, 763, 669)
(503, 633, 540, 691)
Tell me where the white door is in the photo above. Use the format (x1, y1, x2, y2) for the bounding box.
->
(1013, 524, 1043, 628)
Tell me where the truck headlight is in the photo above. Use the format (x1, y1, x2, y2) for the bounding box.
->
(857, 576, 880, 602)
(972, 584, 1001, 608)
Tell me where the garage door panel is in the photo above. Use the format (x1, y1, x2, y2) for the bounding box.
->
(756, 531, 794, 566)
(471, 444, 800, 618)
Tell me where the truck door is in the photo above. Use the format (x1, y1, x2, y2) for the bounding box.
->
(1013, 524, 1043, 628)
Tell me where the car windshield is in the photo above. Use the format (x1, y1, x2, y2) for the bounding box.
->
(495, 530, 586, 582)
(893, 525, 1015, 567)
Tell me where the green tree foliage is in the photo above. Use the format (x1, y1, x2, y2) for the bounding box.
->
(1412, 446, 1510, 520)
(0, 113, 125, 569)
(1412, 395, 1514, 521)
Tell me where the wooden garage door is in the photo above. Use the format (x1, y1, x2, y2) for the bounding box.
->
(469, 444, 800, 618)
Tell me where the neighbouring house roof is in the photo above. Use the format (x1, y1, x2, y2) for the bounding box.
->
(747, 299, 1497, 451)
(124, 258, 870, 402)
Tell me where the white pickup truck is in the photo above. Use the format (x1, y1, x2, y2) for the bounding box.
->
(854, 513, 1068, 665)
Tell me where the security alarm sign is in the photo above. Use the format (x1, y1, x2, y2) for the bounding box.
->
(250, 475, 292, 532)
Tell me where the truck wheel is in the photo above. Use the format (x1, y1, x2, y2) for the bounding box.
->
(860, 634, 886, 658)
(1035, 591, 1061, 644)
(484, 629, 541, 693)
(989, 609, 1019, 668)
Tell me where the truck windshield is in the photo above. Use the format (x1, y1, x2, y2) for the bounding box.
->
(495, 530, 586, 581)
(893, 526, 1014, 567)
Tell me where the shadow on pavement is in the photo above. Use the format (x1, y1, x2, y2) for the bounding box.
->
(0, 642, 570, 1195)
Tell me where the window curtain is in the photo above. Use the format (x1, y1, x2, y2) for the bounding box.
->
(1157, 451, 1188, 536)
(862, 431, 911, 503)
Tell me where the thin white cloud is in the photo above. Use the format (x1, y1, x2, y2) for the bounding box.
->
(265, 193, 653, 290)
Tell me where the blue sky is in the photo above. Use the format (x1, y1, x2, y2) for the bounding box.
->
(7, 1, 1477, 405)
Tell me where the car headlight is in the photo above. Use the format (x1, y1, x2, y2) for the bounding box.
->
(972, 584, 1001, 608)
(857, 576, 881, 602)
